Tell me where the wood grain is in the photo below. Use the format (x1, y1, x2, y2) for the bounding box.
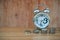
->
(0, 0, 60, 40)
(0, 0, 58, 28)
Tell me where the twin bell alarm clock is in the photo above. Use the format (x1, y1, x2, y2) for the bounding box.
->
(33, 8, 50, 29)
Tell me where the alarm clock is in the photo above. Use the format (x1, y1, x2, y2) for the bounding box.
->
(33, 9, 50, 29)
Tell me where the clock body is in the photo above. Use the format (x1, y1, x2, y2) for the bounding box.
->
(33, 12, 50, 29)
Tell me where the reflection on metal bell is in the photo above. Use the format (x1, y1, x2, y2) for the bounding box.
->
(34, 9, 40, 15)
(43, 8, 50, 13)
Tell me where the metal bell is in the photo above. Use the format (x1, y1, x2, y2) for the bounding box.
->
(34, 9, 40, 15)
(43, 8, 50, 13)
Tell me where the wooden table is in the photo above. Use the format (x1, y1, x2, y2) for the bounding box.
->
(0, 27, 60, 40)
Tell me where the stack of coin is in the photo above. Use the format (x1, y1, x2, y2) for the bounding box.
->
(49, 27, 56, 34)
(41, 29, 48, 34)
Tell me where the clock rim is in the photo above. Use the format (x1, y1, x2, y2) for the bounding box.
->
(33, 12, 50, 29)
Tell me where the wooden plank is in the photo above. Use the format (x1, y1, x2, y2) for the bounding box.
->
(0, 0, 59, 28)
(0, 0, 60, 40)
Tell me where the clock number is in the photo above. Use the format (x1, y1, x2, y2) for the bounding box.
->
(43, 18, 48, 24)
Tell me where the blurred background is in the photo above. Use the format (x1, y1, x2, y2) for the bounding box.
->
(0, 0, 60, 40)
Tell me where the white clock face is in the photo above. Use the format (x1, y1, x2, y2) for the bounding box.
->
(33, 13, 50, 29)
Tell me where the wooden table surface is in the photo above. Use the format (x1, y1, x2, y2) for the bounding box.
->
(0, 27, 60, 40)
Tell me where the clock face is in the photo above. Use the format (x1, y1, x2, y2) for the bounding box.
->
(33, 13, 50, 29)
